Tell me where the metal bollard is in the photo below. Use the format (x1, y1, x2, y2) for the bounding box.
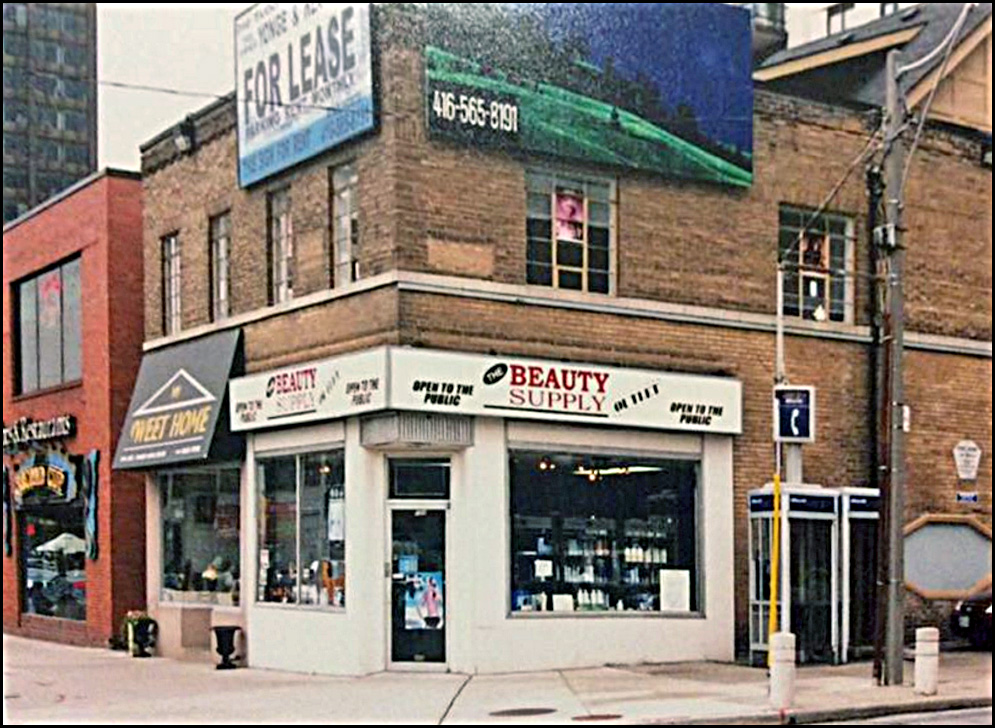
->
(769, 632, 796, 710)
(914, 627, 939, 695)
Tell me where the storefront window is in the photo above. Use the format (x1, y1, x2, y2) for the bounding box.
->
(160, 469, 240, 605)
(257, 451, 345, 608)
(510, 451, 699, 614)
(20, 507, 86, 620)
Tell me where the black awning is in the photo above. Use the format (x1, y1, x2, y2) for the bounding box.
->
(113, 330, 243, 469)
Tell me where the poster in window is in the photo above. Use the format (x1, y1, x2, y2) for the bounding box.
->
(555, 191, 584, 242)
(327, 500, 345, 543)
(659, 569, 691, 612)
(38, 270, 61, 328)
(403, 571, 444, 630)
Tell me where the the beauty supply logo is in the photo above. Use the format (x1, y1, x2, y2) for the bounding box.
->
(265, 365, 319, 416)
(483, 362, 610, 418)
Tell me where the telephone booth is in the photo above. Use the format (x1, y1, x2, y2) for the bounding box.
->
(749, 484, 840, 665)
(840, 487, 880, 662)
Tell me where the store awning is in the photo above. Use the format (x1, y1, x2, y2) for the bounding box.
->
(113, 330, 243, 469)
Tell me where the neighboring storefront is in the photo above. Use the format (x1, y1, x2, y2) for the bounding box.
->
(224, 346, 741, 674)
(113, 330, 244, 659)
(3, 169, 145, 647)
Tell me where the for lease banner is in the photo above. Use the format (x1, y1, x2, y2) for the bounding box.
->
(235, 3, 374, 187)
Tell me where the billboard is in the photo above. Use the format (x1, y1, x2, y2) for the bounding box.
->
(424, 3, 753, 187)
(235, 3, 374, 187)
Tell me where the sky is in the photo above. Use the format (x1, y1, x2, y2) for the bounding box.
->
(95, 3, 839, 171)
(97, 4, 245, 170)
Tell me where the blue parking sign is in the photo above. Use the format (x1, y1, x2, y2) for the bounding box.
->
(774, 386, 815, 443)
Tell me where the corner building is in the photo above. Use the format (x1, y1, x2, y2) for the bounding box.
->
(124, 4, 991, 673)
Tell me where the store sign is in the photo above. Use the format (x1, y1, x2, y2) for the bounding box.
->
(3, 415, 76, 453)
(424, 3, 753, 187)
(390, 349, 742, 434)
(13, 451, 78, 507)
(115, 330, 242, 468)
(229, 348, 387, 431)
(235, 2, 375, 187)
(231, 347, 742, 434)
(952, 440, 982, 481)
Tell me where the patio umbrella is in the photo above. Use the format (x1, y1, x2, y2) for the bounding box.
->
(35, 532, 86, 555)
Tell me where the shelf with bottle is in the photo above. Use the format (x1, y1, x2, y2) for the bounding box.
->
(620, 543, 668, 565)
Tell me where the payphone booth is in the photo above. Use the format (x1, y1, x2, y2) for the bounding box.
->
(840, 487, 880, 662)
(749, 484, 840, 665)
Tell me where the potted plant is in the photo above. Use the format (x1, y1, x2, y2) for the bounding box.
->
(121, 610, 158, 658)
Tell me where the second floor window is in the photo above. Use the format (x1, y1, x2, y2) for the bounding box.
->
(778, 206, 854, 323)
(210, 212, 231, 321)
(162, 233, 182, 335)
(268, 188, 293, 304)
(526, 171, 614, 294)
(16, 257, 82, 394)
(331, 163, 359, 287)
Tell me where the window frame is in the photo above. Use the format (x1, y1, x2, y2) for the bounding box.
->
(209, 211, 232, 322)
(508, 449, 702, 617)
(330, 163, 359, 288)
(778, 205, 855, 324)
(255, 449, 346, 611)
(161, 232, 182, 335)
(267, 187, 293, 305)
(525, 169, 616, 296)
(14, 255, 82, 395)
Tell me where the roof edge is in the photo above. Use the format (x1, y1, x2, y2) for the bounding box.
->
(2, 168, 140, 235)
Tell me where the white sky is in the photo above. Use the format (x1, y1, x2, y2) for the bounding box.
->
(95, 2, 849, 172)
(97, 3, 246, 170)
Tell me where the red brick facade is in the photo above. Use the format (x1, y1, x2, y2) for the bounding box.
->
(140, 7, 991, 653)
(3, 171, 146, 647)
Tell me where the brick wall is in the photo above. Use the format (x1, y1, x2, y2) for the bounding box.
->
(2, 172, 146, 647)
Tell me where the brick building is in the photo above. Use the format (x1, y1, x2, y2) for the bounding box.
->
(3, 169, 146, 647)
(121, 4, 990, 672)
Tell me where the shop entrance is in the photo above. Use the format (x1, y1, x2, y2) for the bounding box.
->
(390, 509, 446, 664)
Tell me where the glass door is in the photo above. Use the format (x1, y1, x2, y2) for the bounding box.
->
(790, 518, 834, 663)
(390, 509, 446, 664)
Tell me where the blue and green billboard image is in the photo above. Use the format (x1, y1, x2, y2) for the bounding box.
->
(425, 3, 753, 187)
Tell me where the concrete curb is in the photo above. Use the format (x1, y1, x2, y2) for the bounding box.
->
(637, 695, 993, 725)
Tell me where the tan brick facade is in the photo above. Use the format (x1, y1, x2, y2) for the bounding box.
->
(140, 7, 991, 654)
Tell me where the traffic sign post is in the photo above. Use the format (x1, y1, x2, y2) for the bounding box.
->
(773, 386, 816, 444)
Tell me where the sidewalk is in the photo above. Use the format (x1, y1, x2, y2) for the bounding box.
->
(3, 634, 990, 725)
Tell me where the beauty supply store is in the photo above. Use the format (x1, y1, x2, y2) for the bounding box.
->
(228, 346, 742, 674)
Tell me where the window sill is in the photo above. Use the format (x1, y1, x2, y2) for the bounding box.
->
(251, 602, 347, 614)
(12, 378, 83, 403)
(507, 610, 704, 619)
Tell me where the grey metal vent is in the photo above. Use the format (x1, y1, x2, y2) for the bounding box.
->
(361, 412, 474, 450)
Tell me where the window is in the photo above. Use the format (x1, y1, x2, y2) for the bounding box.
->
(160, 469, 241, 605)
(267, 188, 293, 304)
(827, 3, 854, 35)
(209, 212, 231, 321)
(21, 507, 86, 620)
(257, 451, 345, 607)
(16, 257, 81, 394)
(161, 233, 181, 335)
(526, 171, 613, 294)
(510, 451, 699, 614)
(778, 206, 854, 323)
(330, 163, 359, 286)
(880, 3, 899, 17)
(390, 459, 450, 499)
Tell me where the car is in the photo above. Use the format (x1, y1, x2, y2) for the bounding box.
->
(950, 589, 992, 649)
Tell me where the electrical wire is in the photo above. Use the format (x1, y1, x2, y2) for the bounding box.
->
(897, 2, 976, 196)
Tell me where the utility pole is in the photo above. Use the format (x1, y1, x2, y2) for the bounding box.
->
(881, 49, 907, 686)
